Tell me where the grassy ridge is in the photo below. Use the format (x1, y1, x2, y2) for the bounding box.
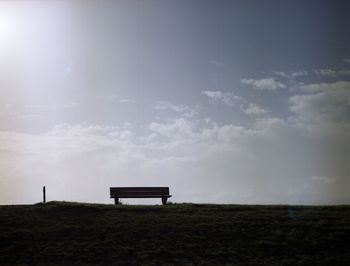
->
(0, 202, 349, 265)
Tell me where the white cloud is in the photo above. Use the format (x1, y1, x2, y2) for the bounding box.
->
(215, 124, 248, 142)
(310, 176, 336, 184)
(154, 101, 189, 112)
(290, 81, 350, 126)
(1, 75, 350, 206)
(0, 113, 348, 205)
(315, 68, 350, 77)
(273, 72, 290, 78)
(26, 102, 78, 111)
(18, 114, 43, 120)
(244, 103, 268, 116)
(119, 98, 136, 104)
(145, 116, 290, 155)
(241, 78, 286, 90)
(97, 93, 135, 104)
(252, 117, 290, 138)
(291, 70, 308, 78)
(299, 80, 350, 93)
(149, 118, 195, 139)
(343, 58, 350, 64)
(288, 81, 350, 152)
(26, 104, 58, 111)
(154, 101, 199, 118)
(274, 71, 307, 79)
(201, 90, 244, 106)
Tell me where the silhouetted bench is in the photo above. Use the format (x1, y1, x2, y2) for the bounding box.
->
(110, 187, 172, 205)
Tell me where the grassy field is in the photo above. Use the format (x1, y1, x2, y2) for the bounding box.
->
(0, 202, 349, 265)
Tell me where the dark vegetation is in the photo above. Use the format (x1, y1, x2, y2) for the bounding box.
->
(0, 202, 349, 265)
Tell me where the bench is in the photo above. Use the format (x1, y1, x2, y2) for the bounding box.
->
(110, 187, 172, 205)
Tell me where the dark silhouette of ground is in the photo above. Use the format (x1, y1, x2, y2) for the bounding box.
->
(0, 202, 349, 265)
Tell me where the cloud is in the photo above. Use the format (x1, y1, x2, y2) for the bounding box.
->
(274, 72, 289, 78)
(154, 101, 199, 118)
(241, 78, 286, 90)
(1, 112, 349, 205)
(201, 90, 244, 106)
(274, 71, 308, 79)
(291, 71, 308, 78)
(148, 118, 195, 141)
(97, 93, 135, 103)
(145, 116, 292, 155)
(142, 115, 350, 204)
(343, 58, 350, 64)
(214, 124, 248, 142)
(119, 98, 136, 104)
(309, 176, 336, 184)
(0, 123, 149, 204)
(314, 69, 350, 77)
(18, 114, 43, 120)
(154, 101, 189, 112)
(290, 81, 350, 127)
(26, 104, 58, 111)
(244, 103, 268, 116)
(26, 102, 78, 111)
(2, 77, 350, 205)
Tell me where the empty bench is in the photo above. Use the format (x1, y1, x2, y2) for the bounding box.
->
(110, 187, 172, 205)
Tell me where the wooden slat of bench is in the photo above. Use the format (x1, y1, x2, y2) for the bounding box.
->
(110, 187, 170, 196)
(111, 187, 169, 190)
(111, 191, 169, 196)
(110, 187, 169, 192)
(111, 195, 172, 198)
(111, 190, 168, 193)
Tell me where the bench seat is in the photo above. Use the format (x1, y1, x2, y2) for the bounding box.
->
(110, 187, 172, 205)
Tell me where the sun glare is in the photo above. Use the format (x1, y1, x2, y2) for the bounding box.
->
(0, 11, 17, 44)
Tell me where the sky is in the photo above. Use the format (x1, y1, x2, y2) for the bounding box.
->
(0, 0, 350, 205)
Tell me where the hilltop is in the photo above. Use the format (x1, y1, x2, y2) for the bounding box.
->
(0, 202, 349, 265)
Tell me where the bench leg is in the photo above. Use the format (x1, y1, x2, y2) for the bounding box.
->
(162, 197, 167, 205)
(114, 198, 119, 205)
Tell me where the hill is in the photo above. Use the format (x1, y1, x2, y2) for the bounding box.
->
(0, 202, 349, 265)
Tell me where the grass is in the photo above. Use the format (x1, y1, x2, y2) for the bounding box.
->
(0, 201, 349, 265)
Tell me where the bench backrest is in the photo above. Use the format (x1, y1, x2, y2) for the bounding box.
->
(110, 187, 170, 197)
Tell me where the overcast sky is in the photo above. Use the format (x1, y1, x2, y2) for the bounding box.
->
(0, 0, 350, 205)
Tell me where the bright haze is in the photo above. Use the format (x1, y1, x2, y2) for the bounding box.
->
(0, 0, 349, 205)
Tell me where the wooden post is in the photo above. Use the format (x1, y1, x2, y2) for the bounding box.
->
(43, 186, 46, 203)
(114, 198, 119, 205)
